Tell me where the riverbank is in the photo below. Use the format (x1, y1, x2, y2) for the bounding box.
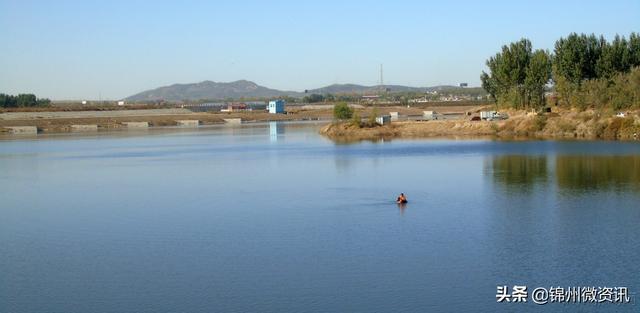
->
(0, 102, 487, 134)
(0, 108, 334, 133)
(320, 109, 640, 141)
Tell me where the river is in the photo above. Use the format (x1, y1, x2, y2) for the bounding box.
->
(1, 122, 639, 312)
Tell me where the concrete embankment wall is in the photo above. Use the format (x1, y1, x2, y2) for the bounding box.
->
(122, 122, 149, 128)
(176, 120, 200, 127)
(70, 124, 98, 132)
(223, 118, 242, 125)
(3, 126, 38, 134)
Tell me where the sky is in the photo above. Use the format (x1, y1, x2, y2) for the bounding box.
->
(1, 0, 639, 100)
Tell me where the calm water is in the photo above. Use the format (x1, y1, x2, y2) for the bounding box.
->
(1, 122, 639, 312)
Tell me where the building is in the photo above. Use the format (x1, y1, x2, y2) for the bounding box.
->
(376, 115, 391, 125)
(268, 99, 285, 114)
(423, 111, 438, 120)
(224, 103, 249, 112)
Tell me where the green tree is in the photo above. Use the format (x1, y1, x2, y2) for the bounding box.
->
(553, 33, 602, 85)
(629, 32, 640, 68)
(368, 107, 378, 126)
(37, 98, 51, 106)
(482, 32, 640, 111)
(351, 110, 361, 127)
(324, 94, 336, 102)
(480, 72, 497, 101)
(597, 35, 631, 78)
(0, 93, 51, 108)
(303, 94, 324, 103)
(16, 94, 37, 107)
(524, 50, 552, 108)
(481, 38, 550, 109)
(333, 102, 353, 120)
(0, 94, 16, 107)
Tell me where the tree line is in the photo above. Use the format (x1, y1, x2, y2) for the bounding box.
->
(481, 32, 640, 110)
(303, 93, 362, 103)
(0, 93, 51, 108)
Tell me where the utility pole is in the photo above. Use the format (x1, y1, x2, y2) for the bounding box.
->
(380, 64, 384, 88)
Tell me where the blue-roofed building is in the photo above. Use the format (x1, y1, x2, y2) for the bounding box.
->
(268, 99, 285, 114)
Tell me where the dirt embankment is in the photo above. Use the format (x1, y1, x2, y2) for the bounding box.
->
(498, 110, 640, 140)
(320, 110, 640, 141)
(320, 120, 499, 141)
(0, 108, 335, 133)
(0, 103, 486, 134)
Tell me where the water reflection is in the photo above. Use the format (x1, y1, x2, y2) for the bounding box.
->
(487, 154, 640, 192)
(333, 155, 353, 173)
(269, 121, 285, 142)
(556, 155, 640, 191)
(397, 202, 407, 214)
(485, 155, 548, 190)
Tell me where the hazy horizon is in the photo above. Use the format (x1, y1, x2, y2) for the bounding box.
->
(1, 0, 638, 100)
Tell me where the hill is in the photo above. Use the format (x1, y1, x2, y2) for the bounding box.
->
(126, 80, 302, 101)
(306, 84, 457, 94)
(125, 80, 478, 101)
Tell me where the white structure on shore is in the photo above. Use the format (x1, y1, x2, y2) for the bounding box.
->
(268, 100, 285, 114)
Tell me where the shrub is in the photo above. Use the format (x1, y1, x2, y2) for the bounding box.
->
(534, 115, 547, 131)
(490, 122, 500, 133)
(604, 118, 624, 139)
(351, 111, 361, 127)
(557, 120, 577, 133)
(619, 117, 640, 138)
(594, 122, 608, 138)
(369, 108, 378, 125)
(333, 102, 353, 120)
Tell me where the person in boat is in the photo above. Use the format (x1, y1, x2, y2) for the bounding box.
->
(396, 193, 408, 204)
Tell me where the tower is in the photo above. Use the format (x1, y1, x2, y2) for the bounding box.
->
(379, 64, 385, 94)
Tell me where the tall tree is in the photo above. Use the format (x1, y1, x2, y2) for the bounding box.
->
(525, 50, 552, 108)
(629, 32, 640, 68)
(481, 38, 550, 109)
(16, 94, 38, 107)
(597, 34, 631, 78)
(553, 33, 601, 85)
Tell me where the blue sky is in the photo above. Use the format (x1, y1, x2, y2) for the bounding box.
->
(1, 0, 638, 100)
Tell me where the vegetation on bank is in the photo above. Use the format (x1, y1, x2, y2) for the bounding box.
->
(333, 102, 354, 120)
(481, 32, 640, 111)
(321, 110, 640, 141)
(481, 39, 552, 109)
(0, 93, 51, 108)
(333, 103, 381, 129)
(498, 110, 639, 140)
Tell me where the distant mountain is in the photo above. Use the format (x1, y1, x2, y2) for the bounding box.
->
(306, 84, 456, 95)
(126, 80, 302, 101)
(125, 80, 472, 101)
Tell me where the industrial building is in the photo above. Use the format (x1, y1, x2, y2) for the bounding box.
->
(268, 100, 285, 114)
